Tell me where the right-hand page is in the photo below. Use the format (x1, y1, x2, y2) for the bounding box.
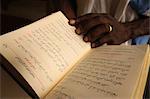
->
(46, 45, 149, 99)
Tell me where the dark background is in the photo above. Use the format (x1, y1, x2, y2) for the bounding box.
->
(1, 0, 57, 34)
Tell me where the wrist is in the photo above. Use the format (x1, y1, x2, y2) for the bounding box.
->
(123, 18, 150, 39)
(123, 22, 136, 39)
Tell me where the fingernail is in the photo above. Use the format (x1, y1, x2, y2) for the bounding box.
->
(69, 19, 76, 25)
(75, 28, 81, 35)
(91, 43, 96, 48)
(83, 36, 88, 42)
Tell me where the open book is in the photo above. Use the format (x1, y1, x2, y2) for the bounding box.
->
(0, 11, 150, 99)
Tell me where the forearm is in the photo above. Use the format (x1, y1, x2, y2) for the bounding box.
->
(124, 17, 150, 39)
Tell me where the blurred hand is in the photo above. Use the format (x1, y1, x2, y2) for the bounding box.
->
(69, 13, 132, 48)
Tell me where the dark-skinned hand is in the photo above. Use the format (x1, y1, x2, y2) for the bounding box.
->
(69, 13, 132, 48)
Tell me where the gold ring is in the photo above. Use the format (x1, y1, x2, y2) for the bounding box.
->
(108, 24, 112, 32)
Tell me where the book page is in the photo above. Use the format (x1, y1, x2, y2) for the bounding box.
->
(46, 45, 149, 99)
(133, 46, 150, 99)
(0, 11, 90, 98)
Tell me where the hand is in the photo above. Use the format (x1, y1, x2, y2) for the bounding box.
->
(69, 13, 131, 48)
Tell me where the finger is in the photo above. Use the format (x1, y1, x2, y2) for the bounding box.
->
(69, 19, 83, 35)
(91, 35, 111, 48)
(75, 13, 112, 24)
(76, 13, 99, 23)
(76, 16, 111, 35)
(83, 24, 109, 42)
(76, 16, 110, 34)
(69, 13, 114, 26)
(69, 19, 76, 25)
(69, 13, 99, 26)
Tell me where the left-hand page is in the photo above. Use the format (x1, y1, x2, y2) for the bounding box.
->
(0, 11, 91, 98)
